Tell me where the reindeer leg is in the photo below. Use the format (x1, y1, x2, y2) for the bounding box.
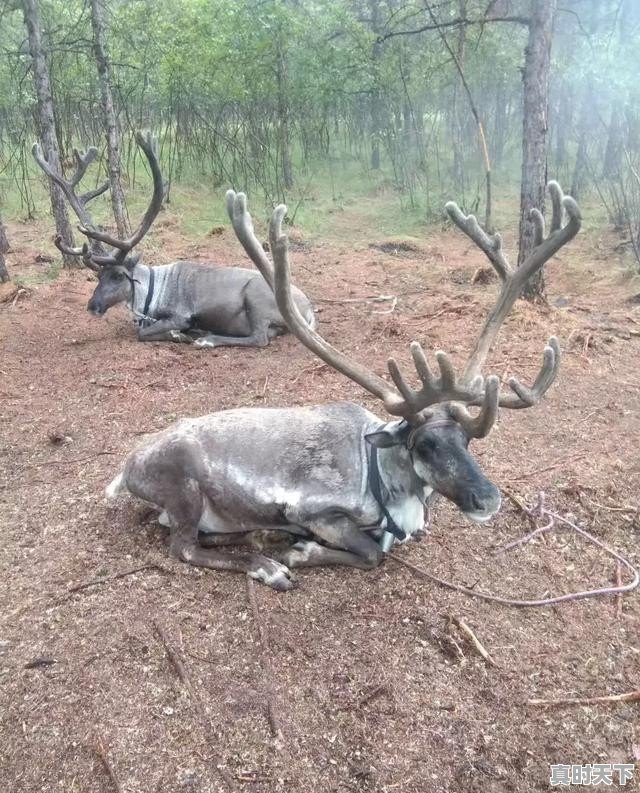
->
(137, 316, 193, 343)
(280, 516, 384, 571)
(194, 323, 279, 349)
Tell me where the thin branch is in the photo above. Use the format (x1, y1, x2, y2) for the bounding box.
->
(450, 615, 497, 667)
(68, 563, 164, 594)
(377, 14, 529, 42)
(245, 576, 284, 745)
(95, 737, 123, 793)
(528, 690, 640, 707)
(389, 492, 640, 608)
(153, 621, 238, 792)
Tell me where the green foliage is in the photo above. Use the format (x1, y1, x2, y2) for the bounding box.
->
(0, 0, 639, 249)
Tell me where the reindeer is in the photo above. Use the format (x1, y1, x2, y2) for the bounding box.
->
(32, 133, 315, 346)
(106, 183, 581, 590)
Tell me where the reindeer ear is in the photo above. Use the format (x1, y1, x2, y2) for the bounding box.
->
(365, 422, 410, 449)
(126, 254, 141, 269)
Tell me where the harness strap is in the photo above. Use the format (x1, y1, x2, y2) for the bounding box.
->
(368, 443, 407, 542)
(142, 266, 155, 316)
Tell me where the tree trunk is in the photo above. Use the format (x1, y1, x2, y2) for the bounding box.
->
(90, 0, 128, 237)
(369, 0, 383, 170)
(570, 81, 592, 200)
(0, 214, 9, 283)
(21, 0, 76, 267)
(276, 47, 294, 191)
(602, 100, 624, 179)
(518, 0, 557, 302)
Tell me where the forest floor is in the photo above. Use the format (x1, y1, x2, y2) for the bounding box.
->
(1, 207, 640, 793)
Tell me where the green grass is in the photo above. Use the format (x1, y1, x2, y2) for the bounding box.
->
(0, 149, 616, 257)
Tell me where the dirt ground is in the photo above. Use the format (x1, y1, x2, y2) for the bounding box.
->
(1, 211, 639, 793)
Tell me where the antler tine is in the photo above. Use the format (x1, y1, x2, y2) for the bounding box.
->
(497, 336, 560, 409)
(445, 202, 512, 281)
(449, 376, 500, 438)
(79, 131, 163, 255)
(549, 180, 563, 233)
(268, 202, 409, 412)
(386, 344, 485, 415)
(79, 181, 110, 206)
(32, 142, 102, 230)
(459, 182, 581, 384)
(70, 147, 98, 188)
(52, 234, 100, 273)
(225, 190, 275, 291)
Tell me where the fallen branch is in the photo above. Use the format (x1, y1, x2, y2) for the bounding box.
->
(95, 736, 123, 793)
(450, 616, 497, 667)
(315, 294, 396, 305)
(615, 561, 623, 619)
(19, 450, 118, 472)
(246, 576, 284, 745)
(528, 689, 640, 707)
(68, 563, 164, 594)
(154, 621, 237, 792)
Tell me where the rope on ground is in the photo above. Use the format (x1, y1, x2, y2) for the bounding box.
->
(389, 491, 639, 608)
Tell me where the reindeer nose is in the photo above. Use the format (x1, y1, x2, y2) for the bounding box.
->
(87, 297, 103, 316)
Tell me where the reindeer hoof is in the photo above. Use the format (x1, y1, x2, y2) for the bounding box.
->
(169, 330, 191, 343)
(194, 337, 216, 349)
(249, 560, 294, 591)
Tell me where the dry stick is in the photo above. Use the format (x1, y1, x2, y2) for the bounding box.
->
(450, 616, 497, 667)
(615, 561, 624, 620)
(389, 492, 640, 608)
(20, 450, 118, 471)
(153, 621, 238, 792)
(315, 294, 396, 305)
(245, 576, 284, 745)
(95, 736, 123, 793)
(528, 689, 640, 708)
(509, 454, 587, 481)
(68, 563, 164, 593)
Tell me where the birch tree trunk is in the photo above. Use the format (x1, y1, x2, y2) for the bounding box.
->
(518, 0, 557, 301)
(21, 0, 76, 267)
(0, 214, 9, 283)
(90, 0, 128, 237)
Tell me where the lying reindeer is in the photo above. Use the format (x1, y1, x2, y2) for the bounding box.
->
(106, 183, 581, 590)
(32, 133, 315, 346)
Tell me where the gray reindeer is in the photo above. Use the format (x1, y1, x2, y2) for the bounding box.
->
(33, 133, 315, 346)
(106, 184, 581, 590)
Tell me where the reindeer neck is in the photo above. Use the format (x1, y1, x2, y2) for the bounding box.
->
(128, 261, 154, 320)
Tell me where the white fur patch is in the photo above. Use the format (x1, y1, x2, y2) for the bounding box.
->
(105, 473, 125, 499)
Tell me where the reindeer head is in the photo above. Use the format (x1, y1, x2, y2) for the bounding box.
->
(227, 185, 581, 524)
(33, 132, 163, 317)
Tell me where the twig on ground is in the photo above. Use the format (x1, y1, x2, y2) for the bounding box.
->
(245, 576, 284, 745)
(315, 294, 396, 305)
(68, 563, 165, 594)
(389, 491, 640, 608)
(95, 736, 123, 793)
(450, 616, 497, 667)
(357, 683, 389, 707)
(528, 689, 640, 707)
(20, 450, 118, 471)
(508, 454, 587, 481)
(154, 621, 238, 792)
(373, 295, 397, 314)
(615, 561, 623, 619)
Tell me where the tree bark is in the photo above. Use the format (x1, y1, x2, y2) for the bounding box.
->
(276, 46, 294, 190)
(518, 0, 557, 302)
(90, 0, 128, 237)
(0, 214, 9, 283)
(21, 0, 76, 267)
(369, 0, 383, 170)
